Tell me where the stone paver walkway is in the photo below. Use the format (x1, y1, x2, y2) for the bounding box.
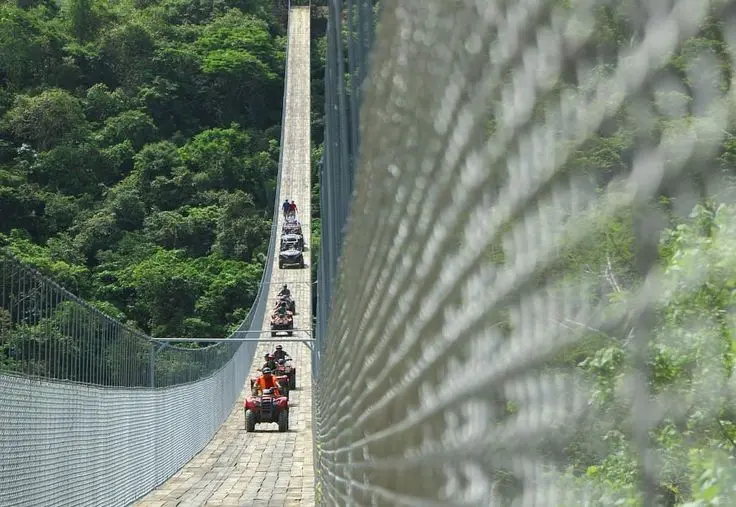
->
(134, 7, 313, 506)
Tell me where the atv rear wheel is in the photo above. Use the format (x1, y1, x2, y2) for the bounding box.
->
(289, 374, 296, 390)
(278, 411, 289, 432)
(245, 409, 256, 432)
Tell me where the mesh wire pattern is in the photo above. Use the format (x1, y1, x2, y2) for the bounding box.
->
(0, 359, 248, 506)
(0, 197, 278, 388)
(315, 0, 736, 505)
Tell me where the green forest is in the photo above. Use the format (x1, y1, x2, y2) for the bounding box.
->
(0, 0, 325, 339)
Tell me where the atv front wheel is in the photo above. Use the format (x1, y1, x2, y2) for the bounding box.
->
(245, 409, 256, 432)
(289, 375, 296, 390)
(278, 411, 289, 432)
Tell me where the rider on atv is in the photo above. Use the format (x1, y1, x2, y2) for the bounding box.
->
(273, 344, 290, 361)
(253, 368, 282, 396)
(278, 284, 291, 298)
(262, 353, 277, 371)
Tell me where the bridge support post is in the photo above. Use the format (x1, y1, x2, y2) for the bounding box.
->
(149, 345, 155, 388)
(149, 343, 168, 388)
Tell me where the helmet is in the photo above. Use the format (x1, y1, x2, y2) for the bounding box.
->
(278, 359, 285, 365)
(267, 354, 275, 360)
(262, 367, 272, 374)
(283, 284, 287, 290)
(276, 345, 283, 350)
(264, 353, 269, 358)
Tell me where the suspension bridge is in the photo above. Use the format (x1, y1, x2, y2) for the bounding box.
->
(134, 5, 313, 506)
(3, 0, 736, 505)
(1, 4, 317, 506)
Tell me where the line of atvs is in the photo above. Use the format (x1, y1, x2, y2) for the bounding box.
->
(279, 214, 305, 269)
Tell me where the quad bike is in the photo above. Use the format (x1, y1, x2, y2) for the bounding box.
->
(244, 388, 289, 432)
(274, 373, 290, 397)
(270, 312, 294, 336)
(276, 361, 297, 390)
(275, 294, 296, 313)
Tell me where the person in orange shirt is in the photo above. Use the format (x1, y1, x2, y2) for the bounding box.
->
(253, 368, 282, 397)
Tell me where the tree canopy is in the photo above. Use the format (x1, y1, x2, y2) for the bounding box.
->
(0, 0, 292, 339)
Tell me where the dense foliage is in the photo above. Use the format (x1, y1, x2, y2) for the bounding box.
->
(0, 0, 291, 339)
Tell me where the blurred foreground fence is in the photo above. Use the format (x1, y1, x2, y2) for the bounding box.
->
(313, 0, 376, 375)
(314, 0, 736, 505)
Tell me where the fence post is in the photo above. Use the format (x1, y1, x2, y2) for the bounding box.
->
(149, 344, 155, 388)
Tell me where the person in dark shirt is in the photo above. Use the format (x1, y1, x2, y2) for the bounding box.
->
(273, 344, 289, 361)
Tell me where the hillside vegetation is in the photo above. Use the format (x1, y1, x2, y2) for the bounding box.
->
(0, 0, 289, 338)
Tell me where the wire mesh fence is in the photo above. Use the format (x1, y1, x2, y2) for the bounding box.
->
(1, 251, 243, 388)
(314, 0, 376, 376)
(0, 255, 255, 506)
(0, 360, 250, 506)
(315, 0, 736, 505)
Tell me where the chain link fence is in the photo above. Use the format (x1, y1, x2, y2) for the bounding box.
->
(315, 0, 736, 505)
(314, 0, 376, 376)
(0, 252, 242, 388)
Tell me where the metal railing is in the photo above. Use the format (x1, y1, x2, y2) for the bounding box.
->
(313, 0, 736, 504)
(0, 251, 243, 387)
(313, 0, 375, 376)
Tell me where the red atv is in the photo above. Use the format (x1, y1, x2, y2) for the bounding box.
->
(244, 388, 289, 432)
(275, 360, 297, 390)
(270, 312, 294, 337)
(249, 374, 289, 398)
(274, 372, 290, 398)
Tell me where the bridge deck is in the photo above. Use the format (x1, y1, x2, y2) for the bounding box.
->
(134, 7, 313, 506)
